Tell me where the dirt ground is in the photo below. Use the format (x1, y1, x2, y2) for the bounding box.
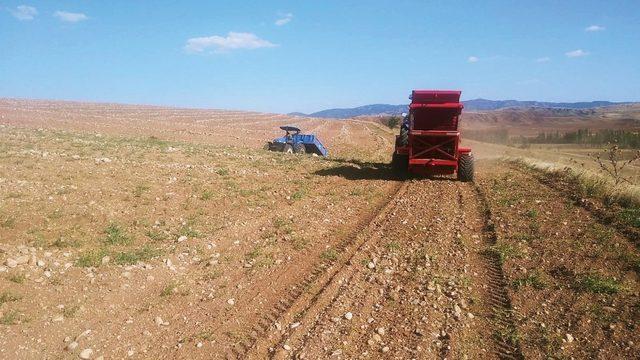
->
(1, 99, 638, 359)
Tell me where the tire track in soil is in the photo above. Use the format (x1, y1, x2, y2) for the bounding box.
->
(227, 180, 408, 359)
(473, 183, 525, 359)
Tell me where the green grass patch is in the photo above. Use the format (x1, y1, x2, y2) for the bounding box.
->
(200, 189, 214, 200)
(320, 248, 338, 261)
(0, 291, 22, 305)
(133, 184, 150, 198)
(216, 168, 229, 176)
(1, 216, 16, 229)
(160, 282, 178, 297)
(75, 248, 109, 267)
(7, 273, 26, 284)
(512, 272, 547, 290)
(291, 189, 305, 201)
(113, 246, 161, 265)
(617, 207, 640, 228)
(0, 310, 22, 325)
(486, 243, 522, 265)
(146, 230, 168, 242)
(103, 223, 132, 245)
(579, 274, 623, 294)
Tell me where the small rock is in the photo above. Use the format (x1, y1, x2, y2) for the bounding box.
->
(377, 327, 385, 336)
(177, 236, 188, 243)
(66, 341, 79, 351)
(44, 270, 52, 278)
(5, 258, 17, 268)
(37, 260, 45, 267)
(196, 342, 203, 348)
(566, 333, 574, 343)
(382, 346, 390, 353)
(15, 255, 30, 265)
(283, 344, 292, 351)
(79, 348, 93, 359)
(372, 334, 382, 342)
(227, 298, 235, 306)
(367, 262, 376, 269)
(467, 312, 475, 319)
(344, 312, 353, 320)
(101, 256, 110, 265)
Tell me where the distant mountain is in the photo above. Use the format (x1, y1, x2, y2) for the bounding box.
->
(290, 99, 629, 118)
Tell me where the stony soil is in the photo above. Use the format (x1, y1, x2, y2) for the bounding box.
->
(1, 99, 638, 359)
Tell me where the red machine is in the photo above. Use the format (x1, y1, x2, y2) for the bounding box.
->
(392, 90, 474, 181)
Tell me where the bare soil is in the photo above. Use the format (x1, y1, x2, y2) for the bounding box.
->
(1, 99, 638, 359)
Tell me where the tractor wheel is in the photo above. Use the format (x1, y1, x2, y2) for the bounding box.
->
(457, 153, 474, 182)
(397, 127, 409, 147)
(283, 144, 294, 154)
(391, 152, 408, 174)
(293, 143, 306, 154)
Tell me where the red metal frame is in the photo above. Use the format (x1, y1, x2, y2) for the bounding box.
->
(395, 90, 470, 175)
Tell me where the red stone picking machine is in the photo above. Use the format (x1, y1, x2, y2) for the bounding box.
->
(392, 90, 474, 181)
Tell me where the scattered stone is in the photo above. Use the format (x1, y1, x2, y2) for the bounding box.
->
(44, 270, 52, 278)
(283, 344, 292, 351)
(79, 348, 93, 359)
(377, 327, 385, 336)
(177, 236, 188, 243)
(372, 334, 382, 342)
(5, 258, 17, 268)
(196, 342, 203, 348)
(94, 157, 112, 164)
(344, 312, 353, 320)
(227, 298, 235, 306)
(66, 341, 79, 351)
(467, 312, 475, 319)
(101, 256, 110, 265)
(566, 333, 574, 343)
(367, 262, 376, 269)
(37, 260, 45, 267)
(154, 316, 169, 326)
(382, 346, 390, 353)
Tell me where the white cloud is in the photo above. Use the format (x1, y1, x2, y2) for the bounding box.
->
(185, 32, 277, 53)
(275, 13, 293, 26)
(535, 57, 551, 63)
(585, 25, 605, 32)
(54, 11, 88, 23)
(467, 56, 479, 63)
(565, 49, 589, 58)
(10, 5, 37, 21)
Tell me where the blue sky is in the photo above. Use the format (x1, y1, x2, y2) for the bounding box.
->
(1, 1, 639, 113)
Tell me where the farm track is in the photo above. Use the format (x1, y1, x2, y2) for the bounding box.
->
(230, 178, 524, 359)
(472, 184, 524, 359)
(228, 180, 407, 359)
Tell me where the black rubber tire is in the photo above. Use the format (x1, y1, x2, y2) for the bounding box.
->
(391, 152, 409, 174)
(397, 127, 409, 147)
(457, 153, 474, 182)
(283, 144, 294, 154)
(293, 143, 306, 154)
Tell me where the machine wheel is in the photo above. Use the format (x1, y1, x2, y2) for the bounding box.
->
(293, 143, 306, 154)
(283, 144, 294, 154)
(457, 153, 474, 182)
(391, 152, 409, 174)
(397, 127, 409, 147)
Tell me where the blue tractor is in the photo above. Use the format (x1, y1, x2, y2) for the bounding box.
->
(265, 126, 328, 157)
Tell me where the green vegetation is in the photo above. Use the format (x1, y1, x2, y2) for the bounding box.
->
(579, 274, 623, 294)
(0, 291, 22, 305)
(113, 246, 161, 265)
(133, 184, 150, 197)
(486, 243, 521, 265)
(512, 272, 547, 290)
(160, 282, 178, 297)
(75, 249, 109, 267)
(385, 116, 402, 129)
(103, 223, 132, 245)
(0, 310, 21, 325)
(7, 273, 26, 284)
(320, 248, 338, 261)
